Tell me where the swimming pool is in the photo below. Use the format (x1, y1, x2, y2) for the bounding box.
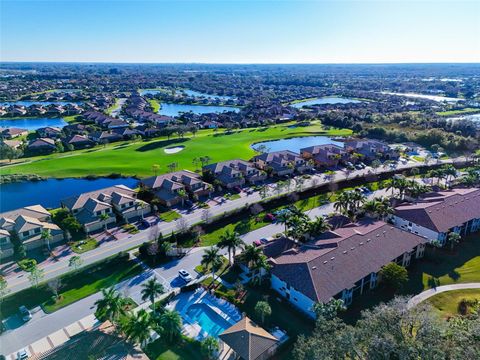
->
(186, 303, 232, 338)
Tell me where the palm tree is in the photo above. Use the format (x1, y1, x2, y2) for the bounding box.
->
(254, 301, 271, 324)
(386, 177, 410, 200)
(447, 232, 461, 251)
(94, 287, 127, 324)
(201, 247, 223, 283)
(99, 213, 110, 231)
(250, 254, 271, 284)
(177, 189, 188, 207)
(442, 165, 458, 188)
(218, 230, 244, 266)
(122, 309, 152, 346)
(201, 336, 220, 360)
(141, 277, 165, 314)
(151, 164, 160, 176)
(312, 298, 345, 320)
(362, 197, 394, 220)
(240, 244, 263, 268)
(159, 310, 182, 343)
(307, 216, 331, 236)
(334, 190, 366, 221)
(41, 229, 53, 251)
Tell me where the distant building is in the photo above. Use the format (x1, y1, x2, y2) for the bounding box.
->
(253, 150, 311, 176)
(203, 159, 266, 189)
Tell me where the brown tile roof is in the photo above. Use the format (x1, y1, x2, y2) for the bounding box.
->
(219, 317, 277, 360)
(269, 218, 427, 303)
(394, 187, 480, 233)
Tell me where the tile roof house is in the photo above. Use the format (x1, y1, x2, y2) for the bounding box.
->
(300, 144, 350, 168)
(141, 170, 212, 207)
(0, 205, 64, 257)
(61, 185, 148, 233)
(37, 126, 62, 138)
(27, 137, 56, 152)
(203, 159, 266, 189)
(343, 138, 399, 161)
(64, 134, 94, 149)
(1, 127, 28, 139)
(219, 316, 279, 360)
(267, 217, 427, 317)
(253, 150, 312, 176)
(392, 187, 480, 245)
(1, 139, 22, 149)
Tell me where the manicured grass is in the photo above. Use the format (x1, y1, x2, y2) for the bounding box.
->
(42, 261, 143, 313)
(436, 108, 480, 116)
(412, 155, 425, 162)
(200, 214, 270, 246)
(225, 193, 241, 200)
(426, 289, 480, 317)
(145, 336, 203, 360)
(159, 210, 181, 222)
(2, 122, 351, 178)
(105, 98, 119, 115)
(70, 238, 99, 253)
(148, 99, 161, 113)
(195, 257, 229, 276)
(0, 254, 141, 319)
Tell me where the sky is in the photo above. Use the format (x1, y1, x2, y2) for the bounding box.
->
(1, 0, 479, 63)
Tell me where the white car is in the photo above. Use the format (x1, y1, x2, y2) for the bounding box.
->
(178, 269, 193, 283)
(16, 349, 29, 360)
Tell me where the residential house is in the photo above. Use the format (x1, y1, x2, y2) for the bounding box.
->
(392, 187, 480, 246)
(0, 205, 64, 257)
(61, 185, 148, 233)
(300, 144, 349, 168)
(142, 170, 212, 206)
(203, 159, 266, 189)
(1, 127, 28, 139)
(343, 138, 399, 161)
(219, 316, 280, 360)
(253, 150, 311, 176)
(64, 134, 94, 149)
(37, 126, 62, 138)
(266, 217, 427, 317)
(27, 138, 57, 153)
(1, 139, 22, 149)
(89, 131, 123, 143)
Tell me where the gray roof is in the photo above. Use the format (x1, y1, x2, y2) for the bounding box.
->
(61, 185, 136, 211)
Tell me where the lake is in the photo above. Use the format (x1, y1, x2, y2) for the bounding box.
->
(252, 135, 343, 153)
(139, 89, 166, 96)
(1, 101, 81, 106)
(159, 103, 240, 117)
(448, 113, 480, 126)
(0, 177, 139, 212)
(291, 97, 362, 108)
(182, 90, 233, 101)
(0, 117, 67, 130)
(382, 92, 462, 103)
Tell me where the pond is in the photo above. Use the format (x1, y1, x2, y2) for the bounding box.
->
(182, 89, 233, 101)
(0, 117, 68, 130)
(139, 89, 167, 96)
(0, 177, 139, 212)
(1, 101, 81, 106)
(159, 103, 240, 117)
(252, 135, 343, 153)
(291, 97, 362, 108)
(448, 113, 480, 126)
(382, 92, 462, 103)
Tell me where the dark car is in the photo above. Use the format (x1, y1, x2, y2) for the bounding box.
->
(19, 306, 32, 322)
(233, 186, 242, 193)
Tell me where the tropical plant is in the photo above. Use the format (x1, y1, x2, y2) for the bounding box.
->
(255, 300, 272, 324)
(122, 309, 152, 346)
(218, 229, 245, 266)
(386, 177, 410, 200)
(68, 255, 83, 270)
(334, 190, 366, 221)
(312, 298, 346, 320)
(141, 277, 165, 314)
(307, 216, 331, 236)
(362, 197, 394, 220)
(250, 254, 271, 284)
(201, 247, 223, 283)
(380, 263, 408, 292)
(159, 309, 182, 343)
(240, 244, 263, 268)
(94, 287, 127, 324)
(41, 229, 53, 251)
(28, 265, 44, 287)
(177, 188, 188, 207)
(151, 164, 160, 176)
(201, 336, 220, 360)
(99, 213, 110, 231)
(447, 232, 461, 251)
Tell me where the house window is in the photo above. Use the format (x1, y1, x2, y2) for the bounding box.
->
(408, 222, 412, 226)
(96, 211, 101, 216)
(35, 228, 41, 234)
(23, 231, 29, 237)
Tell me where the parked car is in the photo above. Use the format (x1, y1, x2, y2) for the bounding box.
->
(259, 238, 269, 244)
(355, 164, 363, 170)
(264, 213, 276, 222)
(253, 240, 262, 247)
(19, 306, 32, 322)
(185, 199, 193, 208)
(16, 350, 28, 360)
(178, 269, 193, 283)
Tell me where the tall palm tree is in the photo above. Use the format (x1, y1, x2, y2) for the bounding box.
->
(308, 216, 331, 236)
(218, 230, 244, 266)
(334, 190, 366, 221)
(141, 277, 165, 314)
(386, 177, 410, 200)
(250, 254, 271, 285)
(362, 197, 394, 220)
(177, 189, 188, 207)
(159, 309, 182, 343)
(122, 309, 152, 346)
(94, 287, 127, 324)
(240, 244, 263, 268)
(447, 232, 461, 251)
(442, 165, 458, 188)
(201, 247, 223, 282)
(99, 213, 110, 231)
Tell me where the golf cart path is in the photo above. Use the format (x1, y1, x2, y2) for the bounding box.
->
(407, 282, 480, 309)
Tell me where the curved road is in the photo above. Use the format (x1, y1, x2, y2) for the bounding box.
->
(407, 283, 480, 309)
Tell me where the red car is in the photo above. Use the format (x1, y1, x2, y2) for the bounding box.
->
(264, 213, 276, 222)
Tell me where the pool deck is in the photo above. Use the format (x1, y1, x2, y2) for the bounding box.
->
(166, 288, 241, 340)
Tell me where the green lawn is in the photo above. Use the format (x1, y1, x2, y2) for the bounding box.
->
(1, 122, 351, 178)
(426, 289, 480, 317)
(148, 99, 161, 113)
(0, 254, 142, 318)
(70, 238, 99, 253)
(436, 108, 480, 116)
(145, 336, 203, 360)
(159, 210, 181, 222)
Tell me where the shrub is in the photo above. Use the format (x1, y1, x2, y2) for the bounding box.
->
(380, 262, 408, 291)
(18, 258, 37, 272)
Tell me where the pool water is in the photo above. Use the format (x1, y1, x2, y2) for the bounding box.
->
(186, 303, 231, 338)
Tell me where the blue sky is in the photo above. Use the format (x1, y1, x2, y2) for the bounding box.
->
(1, 0, 479, 63)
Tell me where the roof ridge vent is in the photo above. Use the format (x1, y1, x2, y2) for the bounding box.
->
(330, 256, 335, 260)
(359, 242, 364, 245)
(323, 260, 328, 264)
(311, 266, 317, 270)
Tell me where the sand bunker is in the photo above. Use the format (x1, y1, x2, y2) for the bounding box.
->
(164, 146, 185, 154)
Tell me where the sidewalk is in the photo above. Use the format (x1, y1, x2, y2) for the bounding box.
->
(407, 282, 480, 309)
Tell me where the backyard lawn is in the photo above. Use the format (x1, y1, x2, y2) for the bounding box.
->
(144, 336, 203, 360)
(158, 210, 181, 222)
(1, 122, 351, 178)
(426, 289, 480, 317)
